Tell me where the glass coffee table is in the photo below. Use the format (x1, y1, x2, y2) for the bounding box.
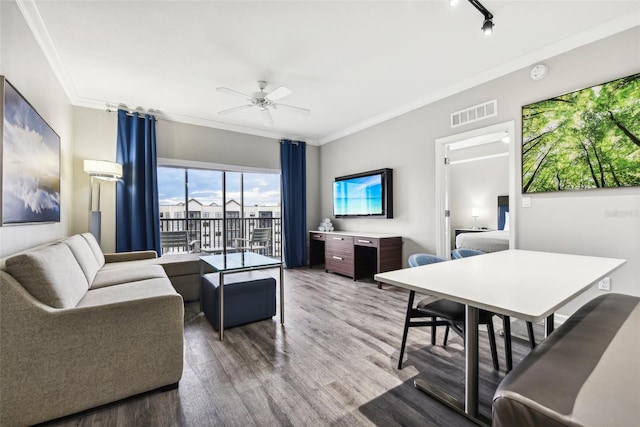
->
(200, 251, 284, 340)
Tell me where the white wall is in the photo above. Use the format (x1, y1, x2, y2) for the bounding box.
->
(71, 108, 118, 251)
(0, 1, 73, 257)
(321, 28, 640, 317)
(449, 147, 509, 231)
(72, 107, 321, 253)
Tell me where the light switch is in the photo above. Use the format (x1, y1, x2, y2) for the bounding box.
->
(522, 197, 531, 208)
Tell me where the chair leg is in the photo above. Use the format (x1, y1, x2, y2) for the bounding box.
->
(527, 321, 536, 349)
(502, 315, 513, 372)
(443, 325, 450, 346)
(431, 317, 436, 345)
(486, 321, 499, 371)
(398, 290, 416, 370)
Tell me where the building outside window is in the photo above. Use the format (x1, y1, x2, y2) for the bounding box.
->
(157, 166, 281, 257)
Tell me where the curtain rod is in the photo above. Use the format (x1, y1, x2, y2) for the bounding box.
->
(106, 105, 159, 120)
(280, 139, 304, 145)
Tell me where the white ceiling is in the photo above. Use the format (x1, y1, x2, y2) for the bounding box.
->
(20, 1, 640, 145)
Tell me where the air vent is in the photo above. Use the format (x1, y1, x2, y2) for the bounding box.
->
(450, 99, 497, 128)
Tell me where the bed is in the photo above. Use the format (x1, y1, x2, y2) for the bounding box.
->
(455, 196, 510, 253)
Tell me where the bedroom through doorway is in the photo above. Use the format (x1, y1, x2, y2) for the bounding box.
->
(434, 121, 516, 259)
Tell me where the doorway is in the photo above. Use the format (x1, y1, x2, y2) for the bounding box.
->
(434, 121, 516, 258)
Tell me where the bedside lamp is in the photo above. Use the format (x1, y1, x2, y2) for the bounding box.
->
(84, 160, 122, 245)
(471, 207, 480, 229)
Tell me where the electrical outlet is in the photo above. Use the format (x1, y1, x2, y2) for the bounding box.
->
(598, 277, 611, 291)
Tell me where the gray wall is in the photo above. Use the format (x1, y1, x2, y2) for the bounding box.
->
(0, 1, 74, 257)
(72, 107, 321, 253)
(320, 28, 640, 317)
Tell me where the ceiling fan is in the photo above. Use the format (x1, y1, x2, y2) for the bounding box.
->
(216, 81, 310, 126)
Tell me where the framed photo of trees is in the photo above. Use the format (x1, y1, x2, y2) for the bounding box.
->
(522, 73, 640, 193)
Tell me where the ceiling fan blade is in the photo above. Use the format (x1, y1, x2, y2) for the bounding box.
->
(260, 108, 274, 126)
(273, 103, 311, 116)
(216, 87, 253, 100)
(218, 104, 254, 115)
(265, 86, 292, 102)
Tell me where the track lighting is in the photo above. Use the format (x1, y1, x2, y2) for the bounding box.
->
(482, 18, 494, 36)
(451, 0, 495, 37)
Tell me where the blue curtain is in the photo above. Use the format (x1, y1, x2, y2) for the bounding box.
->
(280, 140, 307, 268)
(116, 110, 161, 254)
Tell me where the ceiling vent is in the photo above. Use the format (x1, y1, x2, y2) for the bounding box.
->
(450, 99, 497, 128)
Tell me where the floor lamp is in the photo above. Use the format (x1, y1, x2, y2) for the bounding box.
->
(84, 160, 123, 245)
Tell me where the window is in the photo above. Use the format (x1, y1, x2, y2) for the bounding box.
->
(157, 165, 282, 257)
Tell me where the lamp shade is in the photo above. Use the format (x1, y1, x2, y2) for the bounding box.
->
(471, 207, 480, 217)
(84, 160, 122, 181)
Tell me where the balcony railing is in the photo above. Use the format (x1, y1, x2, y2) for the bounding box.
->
(159, 217, 282, 258)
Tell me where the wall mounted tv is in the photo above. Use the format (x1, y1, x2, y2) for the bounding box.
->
(333, 168, 393, 218)
(522, 72, 640, 193)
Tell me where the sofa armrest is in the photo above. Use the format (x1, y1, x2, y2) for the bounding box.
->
(104, 250, 158, 263)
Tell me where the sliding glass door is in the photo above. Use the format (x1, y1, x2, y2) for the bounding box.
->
(157, 166, 281, 257)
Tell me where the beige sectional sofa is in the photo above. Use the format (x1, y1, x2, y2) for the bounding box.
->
(0, 233, 184, 426)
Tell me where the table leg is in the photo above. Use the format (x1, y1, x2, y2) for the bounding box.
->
(219, 272, 225, 341)
(199, 261, 204, 313)
(279, 264, 285, 325)
(545, 313, 555, 338)
(413, 304, 489, 426)
(465, 305, 479, 418)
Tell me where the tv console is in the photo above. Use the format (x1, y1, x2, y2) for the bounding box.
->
(309, 231, 402, 288)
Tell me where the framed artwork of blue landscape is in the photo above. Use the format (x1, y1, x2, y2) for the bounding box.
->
(2, 77, 60, 225)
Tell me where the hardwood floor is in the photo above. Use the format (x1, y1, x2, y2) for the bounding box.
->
(42, 267, 539, 426)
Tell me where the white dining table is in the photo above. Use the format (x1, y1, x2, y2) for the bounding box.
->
(374, 249, 626, 425)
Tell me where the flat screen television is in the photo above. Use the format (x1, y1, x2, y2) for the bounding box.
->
(333, 168, 393, 218)
(522, 72, 640, 193)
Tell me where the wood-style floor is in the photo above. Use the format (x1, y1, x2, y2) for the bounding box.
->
(43, 267, 539, 427)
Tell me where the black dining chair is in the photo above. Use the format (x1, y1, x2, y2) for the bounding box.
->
(451, 248, 536, 371)
(398, 253, 500, 371)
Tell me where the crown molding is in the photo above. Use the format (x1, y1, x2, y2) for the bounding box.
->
(18, 0, 637, 147)
(319, 12, 639, 145)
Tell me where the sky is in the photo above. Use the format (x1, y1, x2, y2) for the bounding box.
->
(157, 166, 281, 207)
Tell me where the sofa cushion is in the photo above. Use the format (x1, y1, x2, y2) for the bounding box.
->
(152, 253, 203, 276)
(64, 235, 101, 284)
(5, 243, 89, 308)
(77, 277, 179, 307)
(80, 232, 105, 267)
(91, 264, 167, 289)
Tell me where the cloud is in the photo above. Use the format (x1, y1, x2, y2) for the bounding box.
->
(3, 119, 60, 215)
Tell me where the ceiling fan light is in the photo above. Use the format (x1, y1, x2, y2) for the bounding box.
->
(482, 18, 494, 36)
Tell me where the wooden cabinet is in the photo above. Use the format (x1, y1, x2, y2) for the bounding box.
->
(325, 235, 354, 277)
(309, 231, 402, 287)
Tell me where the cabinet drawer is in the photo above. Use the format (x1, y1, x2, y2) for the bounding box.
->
(326, 235, 353, 250)
(310, 232, 326, 241)
(325, 254, 354, 276)
(353, 236, 379, 248)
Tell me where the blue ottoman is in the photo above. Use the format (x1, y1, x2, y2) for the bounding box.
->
(201, 271, 276, 331)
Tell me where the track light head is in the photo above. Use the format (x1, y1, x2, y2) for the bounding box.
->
(464, 0, 495, 36)
(482, 18, 494, 36)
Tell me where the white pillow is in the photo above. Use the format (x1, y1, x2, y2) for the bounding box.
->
(503, 211, 510, 231)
